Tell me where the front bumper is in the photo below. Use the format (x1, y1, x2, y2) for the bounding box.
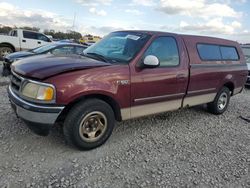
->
(3, 58, 12, 70)
(8, 85, 65, 135)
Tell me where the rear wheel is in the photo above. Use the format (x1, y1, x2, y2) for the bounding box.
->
(207, 87, 230, 115)
(0, 46, 13, 60)
(63, 99, 115, 150)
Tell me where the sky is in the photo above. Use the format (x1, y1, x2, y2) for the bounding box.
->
(0, 0, 250, 43)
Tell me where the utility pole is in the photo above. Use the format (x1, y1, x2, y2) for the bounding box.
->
(72, 12, 76, 31)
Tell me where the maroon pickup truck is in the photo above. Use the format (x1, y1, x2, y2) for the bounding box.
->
(8, 31, 248, 150)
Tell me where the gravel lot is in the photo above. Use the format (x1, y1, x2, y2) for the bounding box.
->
(0, 61, 250, 188)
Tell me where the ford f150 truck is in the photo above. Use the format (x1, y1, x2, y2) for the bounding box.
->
(8, 31, 248, 150)
(0, 29, 52, 59)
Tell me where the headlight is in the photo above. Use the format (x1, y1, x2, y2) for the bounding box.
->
(14, 58, 23, 62)
(21, 82, 55, 101)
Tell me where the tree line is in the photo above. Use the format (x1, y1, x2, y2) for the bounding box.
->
(0, 26, 82, 40)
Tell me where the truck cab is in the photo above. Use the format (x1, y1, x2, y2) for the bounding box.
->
(8, 30, 248, 150)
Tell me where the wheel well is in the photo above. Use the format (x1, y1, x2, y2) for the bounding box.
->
(56, 94, 122, 124)
(0, 43, 15, 52)
(223, 82, 234, 95)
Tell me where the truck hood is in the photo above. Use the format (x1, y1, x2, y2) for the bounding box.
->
(11, 54, 111, 80)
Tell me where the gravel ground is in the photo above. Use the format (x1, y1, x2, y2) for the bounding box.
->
(0, 64, 250, 187)
(0, 61, 2, 75)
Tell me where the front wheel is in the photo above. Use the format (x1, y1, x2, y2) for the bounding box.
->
(207, 87, 230, 115)
(0, 46, 13, 60)
(63, 99, 115, 150)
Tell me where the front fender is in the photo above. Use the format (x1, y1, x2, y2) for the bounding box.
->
(45, 65, 131, 109)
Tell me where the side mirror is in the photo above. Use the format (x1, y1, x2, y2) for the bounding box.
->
(143, 55, 160, 68)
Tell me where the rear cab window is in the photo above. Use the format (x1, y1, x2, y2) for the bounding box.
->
(197, 43, 239, 61)
(197, 44, 221, 60)
(220, 46, 239, 60)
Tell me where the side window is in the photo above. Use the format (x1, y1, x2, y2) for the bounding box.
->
(197, 44, 239, 61)
(10, 30, 17, 37)
(144, 37, 179, 67)
(37, 33, 50, 42)
(13, 30, 17, 37)
(220, 46, 239, 60)
(51, 46, 75, 55)
(75, 47, 85, 55)
(197, 44, 221, 60)
(23, 31, 38, 40)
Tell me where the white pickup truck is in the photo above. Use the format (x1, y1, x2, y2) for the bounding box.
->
(0, 29, 52, 59)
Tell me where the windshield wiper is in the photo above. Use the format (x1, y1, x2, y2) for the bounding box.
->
(85, 52, 110, 63)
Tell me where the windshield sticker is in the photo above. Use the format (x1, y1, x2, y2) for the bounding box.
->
(126, 35, 140, 40)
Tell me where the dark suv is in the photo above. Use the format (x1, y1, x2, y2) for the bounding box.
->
(2, 43, 87, 76)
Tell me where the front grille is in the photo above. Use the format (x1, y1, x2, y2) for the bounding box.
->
(10, 72, 23, 93)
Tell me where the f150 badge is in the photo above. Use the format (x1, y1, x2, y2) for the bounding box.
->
(116, 80, 130, 85)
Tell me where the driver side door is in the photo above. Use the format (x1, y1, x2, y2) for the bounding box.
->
(129, 35, 189, 118)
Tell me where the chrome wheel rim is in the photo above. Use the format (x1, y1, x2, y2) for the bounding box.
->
(218, 92, 228, 110)
(0, 48, 12, 57)
(79, 111, 107, 142)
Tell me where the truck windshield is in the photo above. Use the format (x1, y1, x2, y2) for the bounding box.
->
(242, 47, 250, 63)
(84, 31, 151, 63)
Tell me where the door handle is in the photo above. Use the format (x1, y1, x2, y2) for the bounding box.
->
(176, 74, 186, 80)
(38, 41, 41, 44)
(22, 40, 26, 43)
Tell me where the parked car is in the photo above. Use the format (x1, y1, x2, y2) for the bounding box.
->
(0, 29, 52, 60)
(241, 44, 250, 86)
(2, 43, 87, 76)
(79, 35, 101, 45)
(8, 31, 248, 150)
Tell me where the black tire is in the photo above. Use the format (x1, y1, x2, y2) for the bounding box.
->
(207, 87, 230, 115)
(63, 99, 115, 150)
(0, 46, 13, 60)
